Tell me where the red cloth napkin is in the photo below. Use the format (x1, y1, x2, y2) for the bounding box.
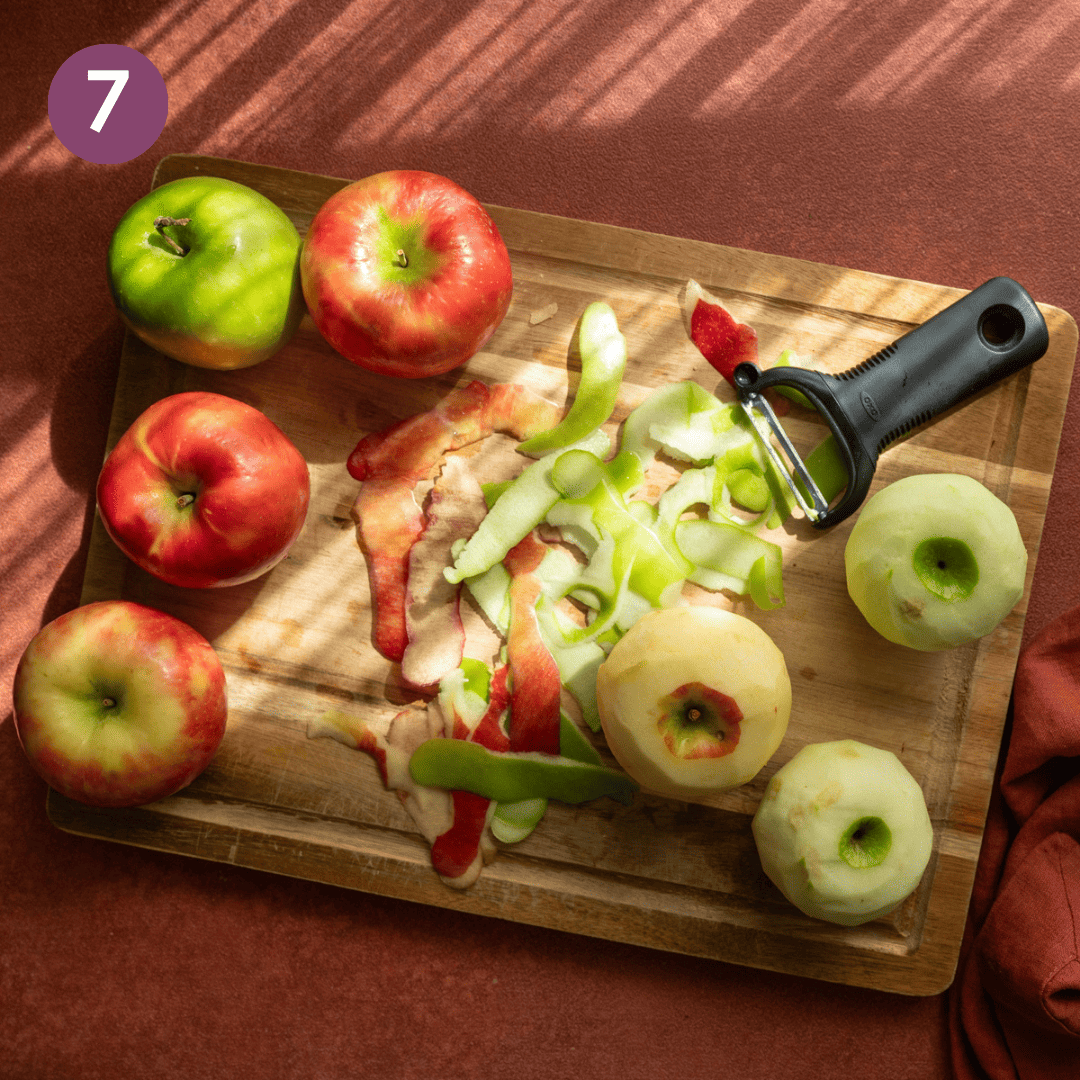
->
(951, 606, 1080, 1077)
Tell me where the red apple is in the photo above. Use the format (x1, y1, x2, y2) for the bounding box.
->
(299, 170, 514, 379)
(96, 391, 310, 588)
(12, 600, 228, 808)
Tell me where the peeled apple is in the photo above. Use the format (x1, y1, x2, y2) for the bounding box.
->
(595, 605, 791, 799)
(844, 473, 1027, 651)
(751, 740, 934, 926)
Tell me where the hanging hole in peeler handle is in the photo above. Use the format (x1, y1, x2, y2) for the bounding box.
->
(979, 304, 1025, 349)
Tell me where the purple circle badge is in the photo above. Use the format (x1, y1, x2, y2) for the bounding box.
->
(48, 45, 168, 165)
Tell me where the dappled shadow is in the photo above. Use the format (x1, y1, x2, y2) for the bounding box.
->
(9, 1, 1079, 302)
(7, 0, 1076, 654)
(3, 11, 1078, 1072)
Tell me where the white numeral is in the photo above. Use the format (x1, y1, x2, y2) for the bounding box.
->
(87, 69, 130, 132)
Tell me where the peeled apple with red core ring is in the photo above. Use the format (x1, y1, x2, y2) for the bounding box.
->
(595, 605, 791, 800)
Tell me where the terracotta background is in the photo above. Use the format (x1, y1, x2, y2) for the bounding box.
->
(4, 3, 1079, 1078)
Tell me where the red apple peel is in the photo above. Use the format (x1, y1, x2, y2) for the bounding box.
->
(348, 380, 560, 669)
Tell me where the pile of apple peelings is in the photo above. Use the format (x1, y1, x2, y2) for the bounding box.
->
(311, 286, 837, 888)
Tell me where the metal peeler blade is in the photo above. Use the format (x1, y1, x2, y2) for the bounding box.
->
(731, 276, 1049, 530)
(736, 387, 829, 523)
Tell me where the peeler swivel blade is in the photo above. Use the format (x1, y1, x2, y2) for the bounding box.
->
(736, 385, 831, 523)
(732, 276, 1050, 530)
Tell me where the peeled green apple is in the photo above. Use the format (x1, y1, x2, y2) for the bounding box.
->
(595, 605, 791, 799)
(751, 740, 933, 926)
(844, 473, 1027, 651)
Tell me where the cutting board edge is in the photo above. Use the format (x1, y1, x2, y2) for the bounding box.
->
(60, 152, 1080, 997)
(44, 784, 965, 996)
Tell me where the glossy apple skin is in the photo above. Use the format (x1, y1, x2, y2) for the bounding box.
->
(96, 391, 311, 589)
(12, 601, 228, 808)
(300, 171, 513, 378)
(107, 176, 305, 370)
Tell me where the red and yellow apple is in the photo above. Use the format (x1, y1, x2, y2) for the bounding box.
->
(751, 739, 934, 926)
(96, 391, 311, 589)
(595, 605, 791, 799)
(299, 170, 513, 379)
(845, 472, 1027, 651)
(12, 600, 228, 808)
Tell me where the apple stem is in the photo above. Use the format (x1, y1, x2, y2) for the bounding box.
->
(177, 493, 196, 510)
(395, 248, 409, 268)
(154, 216, 192, 256)
(102, 698, 116, 709)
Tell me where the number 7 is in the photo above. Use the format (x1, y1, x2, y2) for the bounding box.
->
(87, 69, 130, 132)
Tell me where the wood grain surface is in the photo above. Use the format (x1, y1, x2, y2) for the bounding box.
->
(47, 154, 1078, 996)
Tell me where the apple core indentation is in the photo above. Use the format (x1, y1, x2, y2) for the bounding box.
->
(912, 537, 978, 602)
(839, 815, 892, 868)
(656, 681, 742, 760)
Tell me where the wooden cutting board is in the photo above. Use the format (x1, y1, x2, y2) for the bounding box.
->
(49, 153, 1078, 997)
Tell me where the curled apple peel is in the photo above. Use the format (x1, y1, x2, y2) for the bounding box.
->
(347, 379, 560, 674)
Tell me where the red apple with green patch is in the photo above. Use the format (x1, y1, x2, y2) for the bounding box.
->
(12, 600, 228, 808)
(595, 605, 791, 799)
(299, 170, 514, 379)
(96, 391, 311, 589)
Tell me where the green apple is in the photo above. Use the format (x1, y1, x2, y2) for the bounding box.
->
(751, 740, 933, 926)
(844, 472, 1027, 651)
(595, 605, 791, 799)
(107, 176, 305, 369)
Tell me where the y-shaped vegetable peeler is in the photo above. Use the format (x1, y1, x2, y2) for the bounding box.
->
(731, 276, 1050, 529)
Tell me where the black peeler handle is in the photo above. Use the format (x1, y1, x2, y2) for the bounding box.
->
(733, 276, 1050, 528)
